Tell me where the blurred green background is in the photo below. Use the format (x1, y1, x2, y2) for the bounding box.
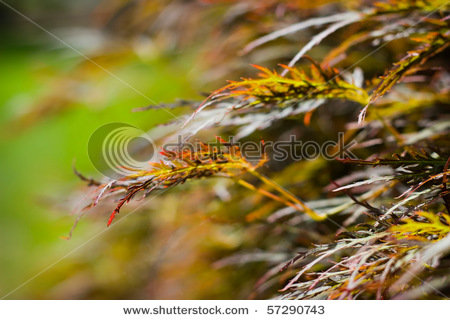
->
(0, 0, 199, 298)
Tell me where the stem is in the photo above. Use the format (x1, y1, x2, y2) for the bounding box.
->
(248, 170, 327, 221)
(237, 179, 306, 214)
(376, 112, 404, 145)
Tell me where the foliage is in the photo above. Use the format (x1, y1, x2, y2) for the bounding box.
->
(66, 0, 450, 299)
(197, 63, 369, 112)
(91, 140, 267, 226)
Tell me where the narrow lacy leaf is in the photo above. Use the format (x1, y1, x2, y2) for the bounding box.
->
(87, 140, 266, 226)
(199, 63, 368, 113)
(390, 211, 450, 241)
(359, 32, 449, 122)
